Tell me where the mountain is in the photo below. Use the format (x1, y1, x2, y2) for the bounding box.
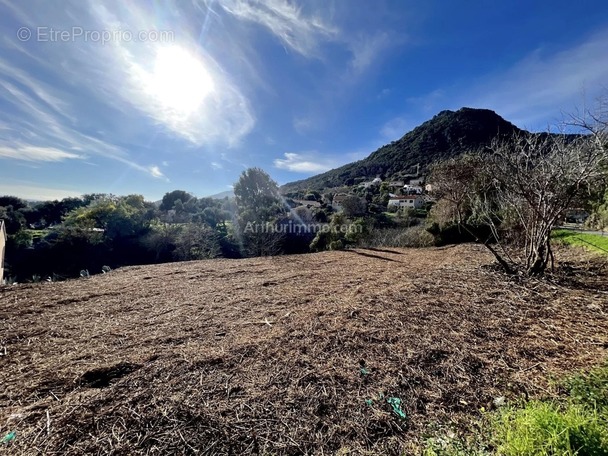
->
(281, 107, 522, 192)
(207, 190, 234, 199)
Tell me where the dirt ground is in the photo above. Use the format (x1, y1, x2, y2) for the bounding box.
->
(1, 244, 607, 455)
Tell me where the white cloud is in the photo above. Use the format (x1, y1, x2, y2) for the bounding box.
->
(274, 152, 334, 173)
(0, 145, 84, 162)
(216, 0, 337, 57)
(148, 165, 167, 180)
(211, 161, 223, 170)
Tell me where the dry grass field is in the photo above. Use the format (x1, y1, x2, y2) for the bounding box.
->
(1, 245, 607, 455)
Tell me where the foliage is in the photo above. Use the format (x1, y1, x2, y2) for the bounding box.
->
(233, 168, 286, 257)
(309, 213, 370, 251)
(141, 224, 181, 261)
(587, 190, 608, 230)
(159, 190, 194, 211)
(340, 195, 367, 217)
(282, 108, 521, 192)
(234, 168, 283, 220)
(63, 195, 153, 240)
(173, 223, 221, 261)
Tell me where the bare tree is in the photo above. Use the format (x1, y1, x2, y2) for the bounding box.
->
(473, 129, 606, 275)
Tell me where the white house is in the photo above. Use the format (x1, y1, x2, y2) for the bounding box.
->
(403, 184, 423, 194)
(359, 177, 383, 189)
(0, 220, 6, 284)
(388, 195, 425, 209)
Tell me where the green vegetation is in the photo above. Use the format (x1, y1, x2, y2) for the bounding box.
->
(425, 363, 608, 456)
(553, 230, 608, 255)
(282, 108, 521, 193)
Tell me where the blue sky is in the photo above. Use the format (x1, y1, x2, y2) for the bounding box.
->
(1, 0, 608, 201)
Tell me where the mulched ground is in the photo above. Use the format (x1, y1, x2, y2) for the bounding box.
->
(1, 244, 607, 455)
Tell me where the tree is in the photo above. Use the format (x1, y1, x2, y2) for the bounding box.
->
(0, 196, 27, 211)
(234, 168, 282, 219)
(174, 223, 221, 260)
(427, 104, 607, 276)
(233, 168, 285, 256)
(160, 190, 194, 211)
(340, 195, 367, 217)
(469, 131, 606, 275)
(63, 195, 152, 241)
(428, 154, 484, 226)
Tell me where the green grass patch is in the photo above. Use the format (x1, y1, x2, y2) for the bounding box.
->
(425, 363, 608, 456)
(552, 230, 608, 255)
(491, 401, 608, 455)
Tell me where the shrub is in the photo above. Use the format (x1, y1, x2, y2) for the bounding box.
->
(363, 226, 435, 248)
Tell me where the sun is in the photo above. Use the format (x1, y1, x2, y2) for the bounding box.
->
(146, 45, 215, 116)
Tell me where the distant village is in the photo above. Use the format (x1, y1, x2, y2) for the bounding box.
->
(287, 163, 435, 216)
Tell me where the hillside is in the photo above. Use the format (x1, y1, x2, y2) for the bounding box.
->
(1, 246, 608, 454)
(281, 107, 521, 192)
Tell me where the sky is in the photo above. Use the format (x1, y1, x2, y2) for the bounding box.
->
(1, 0, 608, 201)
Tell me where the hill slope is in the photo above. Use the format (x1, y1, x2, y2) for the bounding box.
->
(1, 246, 607, 454)
(282, 107, 521, 192)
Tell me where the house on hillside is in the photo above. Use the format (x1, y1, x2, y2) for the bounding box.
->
(359, 177, 382, 189)
(388, 195, 425, 210)
(403, 184, 423, 195)
(0, 220, 6, 284)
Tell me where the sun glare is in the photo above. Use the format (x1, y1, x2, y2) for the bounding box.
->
(147, 46, 215, 115)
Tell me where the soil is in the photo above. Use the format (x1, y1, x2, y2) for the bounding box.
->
(1, 244, 607, 455)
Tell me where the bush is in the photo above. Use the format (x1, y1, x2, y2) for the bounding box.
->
(363, 225, 435, 248)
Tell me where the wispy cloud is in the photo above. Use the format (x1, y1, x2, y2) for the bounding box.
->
(349, 32, 392, 75)
(0, 145, 84, 162)
(464, 29, 608, 126)
(86, 3, 255, 147)
(274, 152, 334, 173)
(215, 0, 337, 57)
(148, 165, 167, 180)
(0, 52, 172, 180)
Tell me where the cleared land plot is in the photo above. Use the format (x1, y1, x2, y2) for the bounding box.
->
(1, 245, 608, 455)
